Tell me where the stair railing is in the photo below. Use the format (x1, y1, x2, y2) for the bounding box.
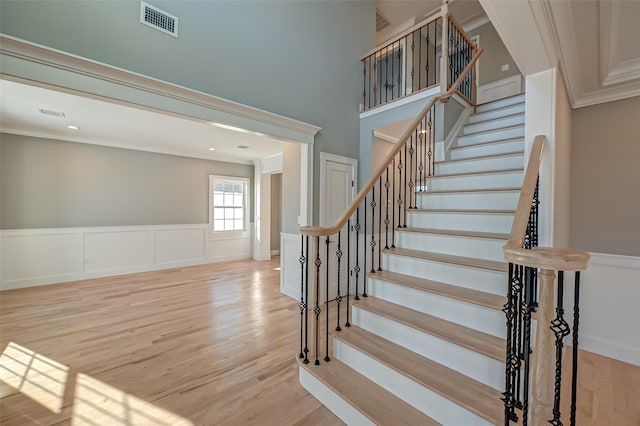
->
(502, 135, 590, 426)
(295, 46, 483, 367)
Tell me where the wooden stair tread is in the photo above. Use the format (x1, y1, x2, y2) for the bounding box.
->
(367, 270, 505, 310)
(436, 150, 524, 164)
(427, 167, 523, 179)
(411, 208, 514, 214)
(418, 187, 521, 195)
(298, 358, 441, 426)
(384, 247, 508, 272)
(334, 326, 504, 424)
(461, 123, 524, 138)
(449, 136, 524, 150)
(397, 227, 509, 240)
(352, 297, 505, 361)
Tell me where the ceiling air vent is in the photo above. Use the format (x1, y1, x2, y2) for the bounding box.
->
(140, 1, 178, 38)
(39, 109, 65, 118)
(376, 9, 390, 32)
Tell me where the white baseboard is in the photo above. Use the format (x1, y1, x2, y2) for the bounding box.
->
(477, 74, 523, 104)
(1, 224, 252, 290)
(271, 249, 280, 256)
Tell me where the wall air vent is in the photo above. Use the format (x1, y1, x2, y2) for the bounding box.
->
(39, 109, 65, 118)
(140, 1, 178, 38)
(376, 9, 391, 32)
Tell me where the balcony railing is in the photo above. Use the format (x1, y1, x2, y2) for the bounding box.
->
(361, 10, 478, 112)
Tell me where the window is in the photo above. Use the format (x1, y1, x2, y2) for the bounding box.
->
(209, 175, 249, 234)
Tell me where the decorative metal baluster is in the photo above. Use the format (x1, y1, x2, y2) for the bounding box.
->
(299, 235, 307, 360)
(403, 139, 408, 226)
(512, 264, 523, 409)
(418, 26, 422, 89)
(520, 265, 535, 425)
(314, 237, 321, 365)
(385, 46, 389, 103)
(362, 58, 367, 110)
(397, 41, 402, 99)
(354, 207, 361, 301)
(418, 118, 424, 204)
(392, 158, 396, 248)
(304, 236, 309, 364)
(425, 29, 430, 87)
(378, 177, 382, 271)
(373, 58, 378, 107)
(549, 271, 570, 425)
(411, 32, 415, 92)
(385, 167, 390, 249)
(570, 272, 581, 426)
(335, 231, 343, 332)
(397, 150, 403, 228)
(428, 108, 434, 176)
(408, 131, 415, 209)
(345, 219, 351, 328)
(324, 236, 331, 363)
(370, 188, 376, 273)
(363, 197, 368, 297)
(434, 20, 439, 84)
(403, 35, 408, 96)
(502, 262, 517, 424)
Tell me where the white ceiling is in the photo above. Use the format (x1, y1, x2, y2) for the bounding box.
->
(0, 79, 284, 164)
(377, 0, 487, 34)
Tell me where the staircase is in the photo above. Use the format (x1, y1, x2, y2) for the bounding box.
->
(299, 94, 526, 425)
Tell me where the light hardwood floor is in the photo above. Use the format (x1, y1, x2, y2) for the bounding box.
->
(1, 258, 638, 425)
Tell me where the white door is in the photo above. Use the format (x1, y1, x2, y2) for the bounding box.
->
(319, 153, 357, 303)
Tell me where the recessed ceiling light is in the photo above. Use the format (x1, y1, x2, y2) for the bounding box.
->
(209, 147, 216, 151)
(66, 125, 80, 130)
(237, 145, 250, 149)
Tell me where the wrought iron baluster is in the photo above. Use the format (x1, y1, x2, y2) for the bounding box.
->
(362, 59, 367, 110)
(428, 107, 433, 176)
(425, 29, 430, 86)
(392, 158, 396, 248)
(385, 167, 390, 249)
(299, 235, 306, 360)
(549, 271, 570, 425)
(385, 46, 389, 103)
(304, 236, 309, 364)
(408, 132, 415, 209)
(411, 32, 415, 92)
(403, 139, 408, 226)
(397, 150, 403, 228)
(373, 58, 378, 107)
(314, 236, 321, 365)
(570, 272, 581, 426)
(378, 177, 382, 271)
(354, 207, 361, 301)
(502, 262, 519, 424)
(418, 26, 422, 89)
(345, 219, 351, 328)
(403, 35, 408, 96)
(363, 197, 368, 297)
(520, 265, 535, 425)
(324, 236, 331, 363)
(335, 231, 343, 332)
(370, 188, 376, 273)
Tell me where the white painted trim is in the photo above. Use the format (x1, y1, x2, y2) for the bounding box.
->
(359, 86, 440, 119)
(300, 143, 313, 227)
(319, 153, 358, 228)
(209, 175, 251, 239)
(0, 35, 321, 144)
(477, 74, 523, 104)
(443, 101, 472, 154)
(0, 224, 252, 290)
(270, 250, 280, 256)
(280, 232, 301, 299)
(462, 15, 491, 33)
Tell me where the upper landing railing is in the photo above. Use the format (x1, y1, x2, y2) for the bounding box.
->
(361, 7, 477, 111)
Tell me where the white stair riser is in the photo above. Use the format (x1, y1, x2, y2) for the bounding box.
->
(395, 232, 505, 262)
(464, 114, 524, 135)
(352, 307, 504, 390)
(383, 252, 507, 295)
(368, 278, 506, 338)
(468, 103, 525, 124)
(417, 191, 520, 210)
(476, 95, 525, 113)
(299, 367, 376, 426)
(456, 126, 524, 147)
(334, 340, 493, 426)
(407, 211, 513, 234)
(428, 171, 523, 191)
(449, 139, 524, 160)
(435, 153, 524, 175)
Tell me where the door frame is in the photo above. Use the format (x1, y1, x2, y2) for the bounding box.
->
(319, 152, 358, 228)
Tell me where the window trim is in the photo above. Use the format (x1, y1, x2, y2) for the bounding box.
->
(208, 175, 250, 240)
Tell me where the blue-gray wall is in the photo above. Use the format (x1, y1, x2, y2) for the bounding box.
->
(0, 0, 376, 225)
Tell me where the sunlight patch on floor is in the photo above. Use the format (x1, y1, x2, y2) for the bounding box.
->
(0, 341, 68, 413)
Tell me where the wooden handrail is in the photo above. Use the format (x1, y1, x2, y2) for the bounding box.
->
(301, 47, 483, 237)
(502, 135, 590, 271)
(360, 13, 444, 61)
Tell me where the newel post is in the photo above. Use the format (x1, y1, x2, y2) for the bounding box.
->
(530, 268, 556, 424)
(440, 0, 449, 92)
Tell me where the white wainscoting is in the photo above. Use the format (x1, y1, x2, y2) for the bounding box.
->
(568, 252, 640, 366)
(0, 224, 253, 290)
(477, 74, 523, 104)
